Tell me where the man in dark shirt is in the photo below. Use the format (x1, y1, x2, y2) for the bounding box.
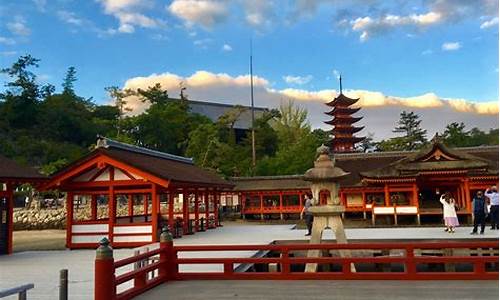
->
(471, 191, 488, 234)
(301, 193, 314, 236)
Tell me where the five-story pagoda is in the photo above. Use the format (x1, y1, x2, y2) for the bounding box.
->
(325, 76, 365, 152)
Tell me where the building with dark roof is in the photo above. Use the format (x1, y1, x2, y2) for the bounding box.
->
(232, 140, 498, 223)
(0, 155, 46, 255)
(43, 136, 232, 249)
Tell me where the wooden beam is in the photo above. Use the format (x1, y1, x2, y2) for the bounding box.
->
(108, 184, 115, 244)
(152, 184, 158, 241)
(168, 190, 174, 231)
(91, 194, 97, 221)
(66, 192, 74, 249)
(194, 189, 199, 231)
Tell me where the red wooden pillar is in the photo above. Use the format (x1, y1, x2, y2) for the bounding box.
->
(168, 190, 174, 231)
(194, 189, 199, 231)
(204, 190, 209, 221)
(91, 194, 98, 221)
(384, 184, 390, 206)
(108, 186, 115, 244)
(259, 193, 264, 220)
(279, 191, 284, 220)
(6, 183, 14, 254)
(241, 193, 246, 219)
(412, 184, 418, 207)
(182, 189, 188, 234)
(214, 190, 219, 226)
(143, 194, 148, 222)
(66, 191, 74, 248)
(152, 184, 159, 241)
(464, 179, 472, 213)
(127, 194, 133, 222)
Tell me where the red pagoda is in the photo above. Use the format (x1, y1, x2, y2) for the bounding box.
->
(325, 76, 365, 152)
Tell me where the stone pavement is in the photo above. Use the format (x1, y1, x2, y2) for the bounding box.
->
(0, 224, 498, 300)
(136, 280, 500, 300)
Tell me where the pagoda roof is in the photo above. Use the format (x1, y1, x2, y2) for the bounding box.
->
(360, 135, 497, 180)
(325, 106, 361, 116)
(326, 93, 359, 107)
(331, 126, 365, 134)
(324, 116, 363, 125)
(331, 137, 365, 144)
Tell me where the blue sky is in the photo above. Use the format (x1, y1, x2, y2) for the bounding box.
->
(0, 0, 498, 138)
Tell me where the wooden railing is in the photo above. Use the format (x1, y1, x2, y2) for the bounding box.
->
(94, 235, 499, 300)
(0, 283, 34, 300)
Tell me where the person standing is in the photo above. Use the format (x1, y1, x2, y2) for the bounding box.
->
(300, 193, 314, 236)
(440, 192, 459, 233)
(471, 191, 488, 235)
(485, 186, 499, 230)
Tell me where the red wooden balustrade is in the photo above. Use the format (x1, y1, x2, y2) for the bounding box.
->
(95, 239, 499, 300)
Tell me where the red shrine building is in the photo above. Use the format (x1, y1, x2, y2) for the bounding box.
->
(42, 137, 232, 249)
(0, 155, 46, 255)
(234, 91, 498, 223)
(325, 88, 365, 153)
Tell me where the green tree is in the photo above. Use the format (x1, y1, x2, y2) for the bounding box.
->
(62, 66, 77, 95)
(379, 111, 428, 151)
(105, 86, 134, 138)
(442, 122, 468, 147)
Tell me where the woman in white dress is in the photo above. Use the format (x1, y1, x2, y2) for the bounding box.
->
(440, 192, 459, 233)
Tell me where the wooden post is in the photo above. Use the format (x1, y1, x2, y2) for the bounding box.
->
(412, 184, 418, 207)
(151, 184, 159, 241)
(108, 187, 115, 244)
(214, 190, 219, 227)
(168, 190, 174, 232)
(362, 192, 367, 219)
(182, 189, 188, 234)
(384, 184, 390, 207)
(204, 190, 209, 221)
(259, 193, 264, 220)
(279, 192, 284, 220)
(91, 195, 98, 221)
(6, 183, 14, 254)
(194, 189, 199, 232)
(241, 193, 246, 219)
(66, 192, 73, 249)
(464, 179, 471, 213)
(94, 238, 115, 300)
(128, 194, 133, 223)
(143, 194, 148, 222)
(159, 227, 173, 281)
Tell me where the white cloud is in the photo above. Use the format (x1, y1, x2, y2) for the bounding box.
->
(242, 0, 275, 28)
(480, 17, 499, 29)
(193, 38, 213, 49)
(442, 42, 461, 51)
(222, 44, 232, 51)
(350, 12, 441, 41)
(283, 75, 313, 85)
(32, 0, 47, 12)
(421, 49, 433, 55)
(0, 36, 16, 45)
(97, 0, 161, 33)
(168, 0, 228, 29)
(57, 10, 85, 26)
(332, 69, 340, 79)
(0, 51, 17, 56)
(118, 70, 498, 140)
(7, 17, 31, 36)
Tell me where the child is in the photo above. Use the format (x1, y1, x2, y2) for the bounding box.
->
(440, 192, 459, 233)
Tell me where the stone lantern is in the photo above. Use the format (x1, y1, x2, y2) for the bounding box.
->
(303, 144, 353, 272)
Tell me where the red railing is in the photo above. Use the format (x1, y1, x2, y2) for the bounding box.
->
(94, 239, 499, 300)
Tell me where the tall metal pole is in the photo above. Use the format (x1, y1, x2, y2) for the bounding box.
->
(250, 39, 256, 170)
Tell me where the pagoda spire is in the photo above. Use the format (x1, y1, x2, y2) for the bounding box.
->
(339, 74, 342, 94)
(324, 77, 364, 153)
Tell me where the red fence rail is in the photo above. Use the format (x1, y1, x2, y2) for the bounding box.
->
(94, 233, 499, 300)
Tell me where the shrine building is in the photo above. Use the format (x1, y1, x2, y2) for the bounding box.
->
(42, 136, 232, 249)
(0, 155, 46, 255)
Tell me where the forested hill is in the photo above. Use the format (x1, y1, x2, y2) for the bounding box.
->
(1, 56, 498, 177)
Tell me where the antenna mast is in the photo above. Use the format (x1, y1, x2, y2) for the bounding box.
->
(250, 39, 256, 170)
